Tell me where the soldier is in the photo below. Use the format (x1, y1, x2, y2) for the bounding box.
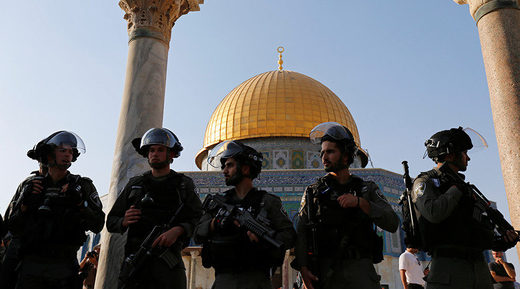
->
(6, 131, 105, 289)
(413, 127, 518, 289)
(292, 122, 399, 289)
(194, 140, 296, 289)
(107, 128, 202, 289)
(1, 140, 49, 289)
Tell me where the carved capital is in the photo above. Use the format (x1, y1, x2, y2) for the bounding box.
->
(454, 0, 520, 21)
(119, 0, 203, 45)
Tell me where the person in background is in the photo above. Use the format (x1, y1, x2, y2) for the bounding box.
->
(489, 251, 516, 289)
(79, 244, 100, 289)
(399, 243, 426, 289)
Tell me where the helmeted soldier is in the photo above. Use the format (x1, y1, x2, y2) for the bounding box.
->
(292, 122, 399, 289)
(1, 138, 49, 289)
(107, 128, 202, 289)
(412, 127, 518, 289)
(6, 131, 105, 289)
(194, 140, 296, 289)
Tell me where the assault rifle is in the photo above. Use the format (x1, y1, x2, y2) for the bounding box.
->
(305, 186, 321, 289)
(399, 161, 421, 248)
(119, 202, 184, 289)
(202, 194, 283, 249)
(439, 164, 520, 245)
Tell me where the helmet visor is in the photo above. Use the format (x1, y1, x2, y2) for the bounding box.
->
(310, 122, 354, 144)
(140, 128, 178, 149)
(46, 131, 86, 154)
(207, 141, 244, 168)
(422, 126, 488, 159)
(463, 127, 488, 152)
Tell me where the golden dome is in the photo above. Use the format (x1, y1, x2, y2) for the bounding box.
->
(196, 70, 360, 168)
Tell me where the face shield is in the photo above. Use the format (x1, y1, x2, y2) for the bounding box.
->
(207, 141, 246, 168)
(422, 127, 487, 159)
(309, 122, 355, 144)
(46, 131, 86, 153)
(463, 127, 488, 152)
(140, 128, 178, 149)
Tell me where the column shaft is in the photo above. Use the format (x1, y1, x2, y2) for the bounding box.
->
(476, 7, 520, 256)
(95, 37, 169, 289)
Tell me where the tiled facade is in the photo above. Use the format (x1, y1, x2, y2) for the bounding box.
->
(198, 137, 366, 171)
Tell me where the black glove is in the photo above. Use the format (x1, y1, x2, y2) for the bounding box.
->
(492, 236, 517, 252)
(20, 177, 45, 208)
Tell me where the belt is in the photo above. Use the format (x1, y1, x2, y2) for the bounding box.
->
(432, 248, 483, 261)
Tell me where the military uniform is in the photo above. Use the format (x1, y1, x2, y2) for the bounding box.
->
(194, 188, 296, 289)
(1, 172, 40, 289)
(412, 168, 494, 289)
(293, 174, 399, 289)
(107, 170, 202, 289)
(7, 172, 104, 289)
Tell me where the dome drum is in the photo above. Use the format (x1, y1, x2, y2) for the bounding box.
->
(198, 137, 368, 171)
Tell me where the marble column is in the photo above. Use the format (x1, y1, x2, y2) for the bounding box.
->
(188, 250, 198, 289)
(95, 1, 203, 289)
(454, 0, 520, 257)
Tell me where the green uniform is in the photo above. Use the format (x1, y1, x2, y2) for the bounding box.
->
(107, 170, 202, 289)
(412, 168, 494, 289)
(1, 172, 40, 289)
(293, 174, 399, 289)
(7, 172, 105, 289)
(194, 188, 296, 289)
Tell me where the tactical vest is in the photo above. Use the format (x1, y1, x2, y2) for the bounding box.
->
(21, 173, 88, 256)
(310, 175, 382, 262)
(125, 171, 187, 253)
(202, 188, 282, 271)
(417, 169, 494, 252)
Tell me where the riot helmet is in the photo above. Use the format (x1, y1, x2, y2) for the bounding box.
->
(310, 122, 368, 168)
(132, 128, 183, 158)
(424, 127, 486, 162)
(207, 140, 263, 179)
(27, 131, 86, 164)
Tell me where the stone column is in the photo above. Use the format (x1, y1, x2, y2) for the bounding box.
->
(188, 250, 198, 289)
(282, 250, 291, 289)
(95, 1, 203, 289)
(454, 0, 520, 257)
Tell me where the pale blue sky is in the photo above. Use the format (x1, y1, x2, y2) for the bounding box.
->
(1, 0, 516, 264)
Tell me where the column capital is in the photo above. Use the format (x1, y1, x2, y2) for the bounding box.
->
(119, 0, 203, 45)
(454, 0, 519, 22)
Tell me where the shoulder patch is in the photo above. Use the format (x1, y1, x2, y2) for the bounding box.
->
(90, 191, 102, 208)
(432, 178, 440, 188)
(414, 182, 426, 198)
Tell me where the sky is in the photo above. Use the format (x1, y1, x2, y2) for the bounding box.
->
(0, 0, 517, 265)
